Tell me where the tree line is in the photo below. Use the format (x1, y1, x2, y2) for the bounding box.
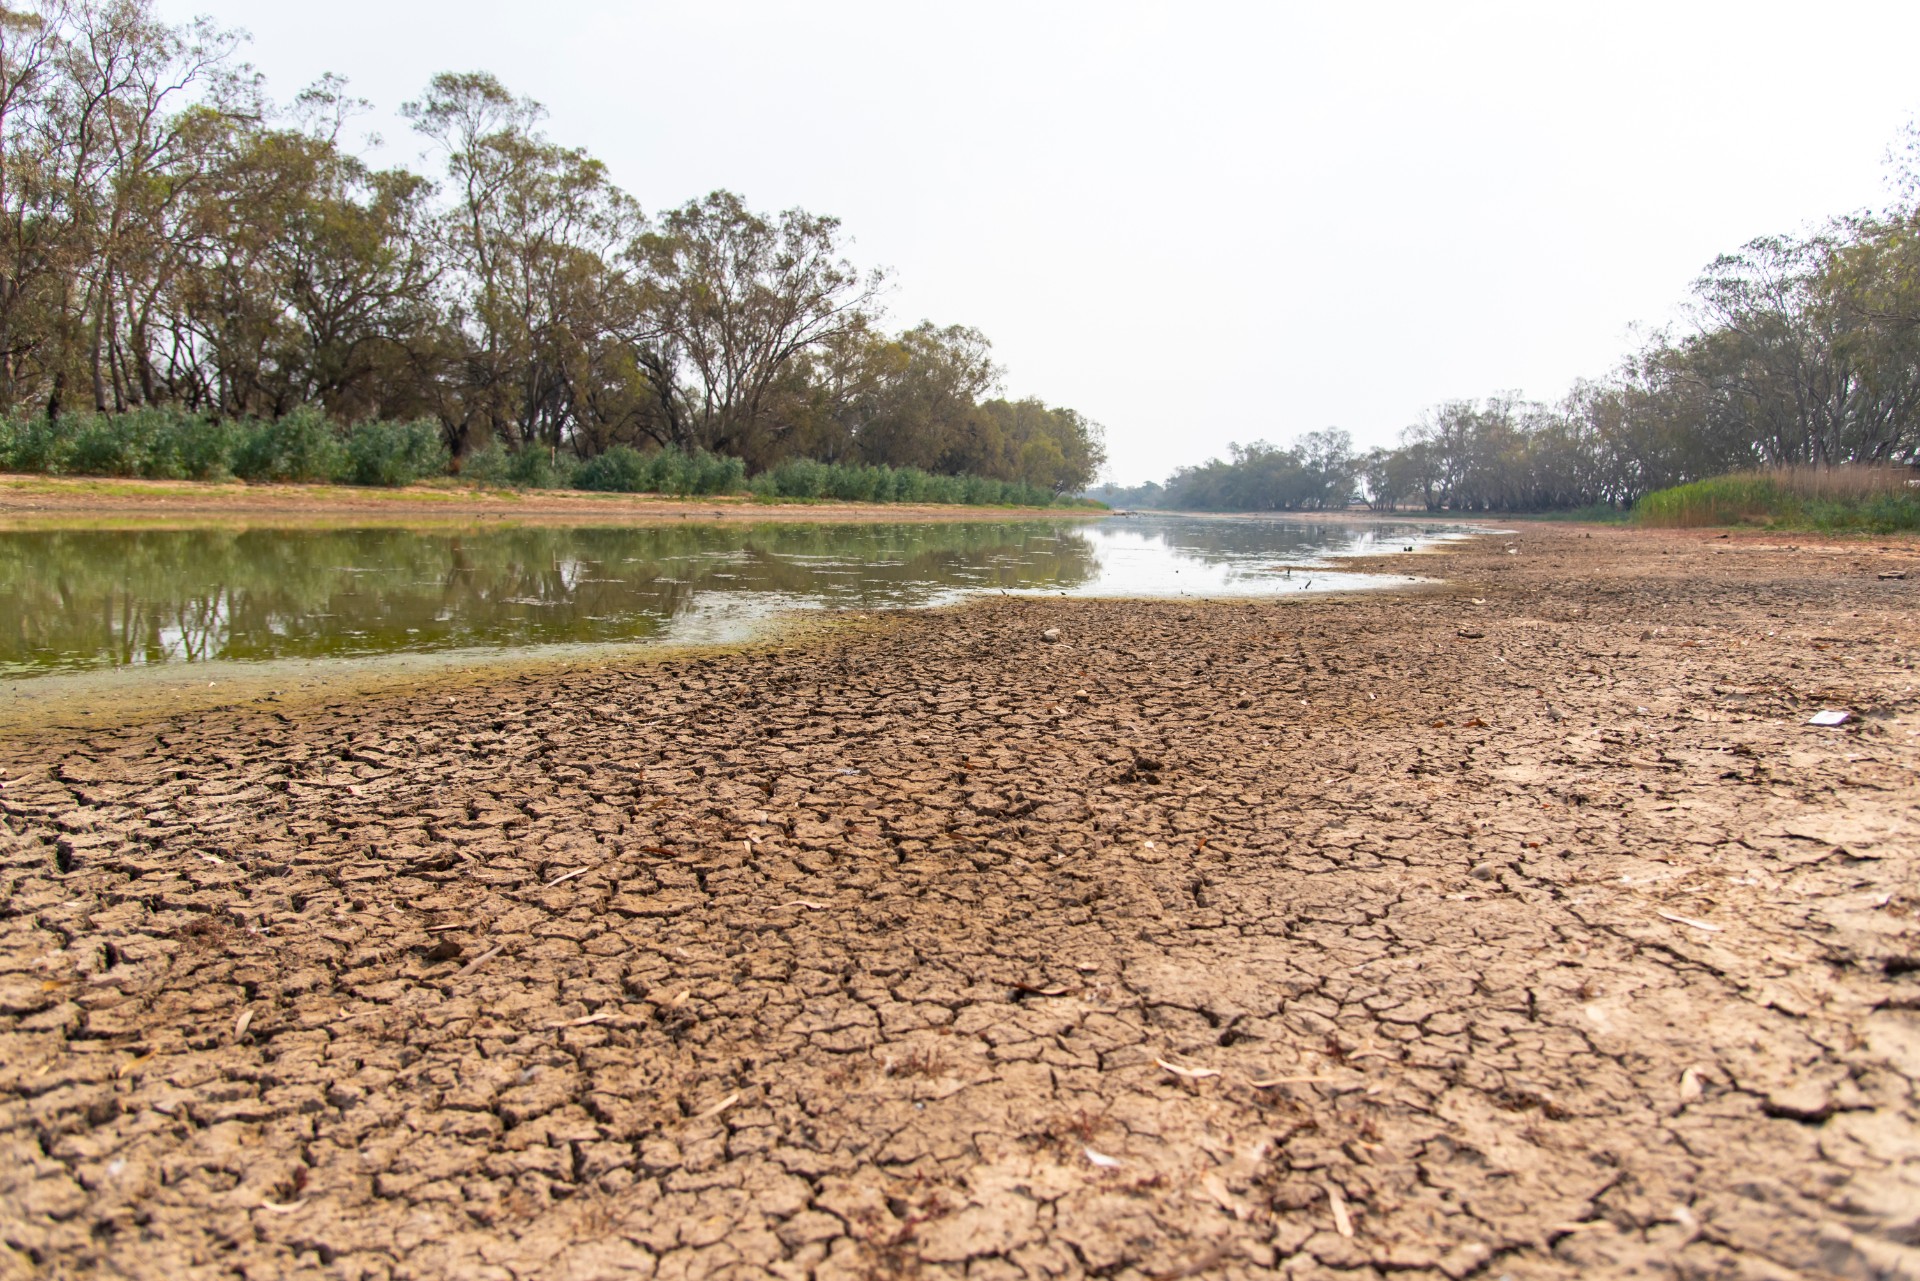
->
(0, 0, 1105, 493)
(1101, 132, 1920, 513)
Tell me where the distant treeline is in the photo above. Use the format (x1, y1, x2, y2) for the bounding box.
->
(0, 2, 1105, 494)
(1101, 131, 1920, 513)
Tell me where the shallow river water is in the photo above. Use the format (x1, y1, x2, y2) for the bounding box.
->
(1, 514, 1479, 680)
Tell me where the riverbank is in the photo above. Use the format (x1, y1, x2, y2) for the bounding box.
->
(0, 473, 1096, 526)
(2, 524, 1916, 1278)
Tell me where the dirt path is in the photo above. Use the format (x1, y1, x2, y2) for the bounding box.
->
(1, 525, 1916, 1280)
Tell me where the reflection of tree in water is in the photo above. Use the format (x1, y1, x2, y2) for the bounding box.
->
(0, 522, 1101, 674)
(1115, 516, 1469, 567)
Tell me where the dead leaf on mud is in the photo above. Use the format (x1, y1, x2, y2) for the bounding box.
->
(257, 1199, 307, 1214)
(233, 1009, 252, 1041)
(545, 866, 591, 886)
(457, 944, 504, 975)
(774, 899, 829, 911)
(691, 1091, 740, 1120)
(1199, 1172, 1250, 1220)
(1656, 909, 1724, 933)
(1249, 1074, 1339, 1088)
(1156, 1058, 1220, 1080)
(1326, 1182, 1354, 1237)
(1083, 1146, 1123, 1169)
(1679, 1066, 1704, 1103)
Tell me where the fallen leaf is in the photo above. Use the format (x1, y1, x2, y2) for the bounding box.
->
(1679, 1066, 1704, 1103)
(1200, 1172, 1250, 1220)
(691, 1091, 739, 1121)
(1656, 909, 1723, 933)
(545, 866, 591, 886)
(258, 1199, 307, 1213)
(1156, 1058, 1221, 1080)
(458, 944, 504, 976)
(1249, 1074, 1339, 1088)
(1084, 1146, 1123, 1169)
(1326, 1183, 1354, 1237)
(233, 1009, 253, 1040)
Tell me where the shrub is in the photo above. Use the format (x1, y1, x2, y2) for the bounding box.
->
(460, 442, 575, 489)
(65, 412, 144, 475)
(573, 444, 652, 492)
(1, 413, 77, 473)
(745, 457, 1060, 507)
(148, 413, 240, 480)
(232, 406, 347, 483)
(344, 419, 449, 487)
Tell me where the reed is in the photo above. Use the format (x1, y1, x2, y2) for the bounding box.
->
(1636, 465, 1920, 532)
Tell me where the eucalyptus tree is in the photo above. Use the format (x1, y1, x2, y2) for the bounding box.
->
(0, 0, 68, 408)
(843, 321, 998, 472)
(404, 71, 644, 457)
(46, 0, 250, 415)
(633, 189, 885, 460)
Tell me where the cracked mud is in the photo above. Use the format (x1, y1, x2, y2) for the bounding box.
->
(2, 524, 1917, 1280)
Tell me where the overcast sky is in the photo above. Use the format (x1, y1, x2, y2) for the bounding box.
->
(161, 0, 1920, 484)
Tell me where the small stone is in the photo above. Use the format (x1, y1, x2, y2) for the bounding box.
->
(1469, 862, 1501, 882)
(1041, 628, 1061, 643)
(1763, 1081, 1835, 1122)
(420, 938, 464, 964)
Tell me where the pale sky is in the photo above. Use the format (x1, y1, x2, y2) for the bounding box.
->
(162, 1, 1920, 484)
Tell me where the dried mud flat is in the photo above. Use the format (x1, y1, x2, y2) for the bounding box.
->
(2, 525, 1917, 1281)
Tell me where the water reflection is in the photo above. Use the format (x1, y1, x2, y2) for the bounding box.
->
(0, 516, 1473, 677)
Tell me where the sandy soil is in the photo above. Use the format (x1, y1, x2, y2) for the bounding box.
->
(1, 525, 1917, 1280)
(0, 475, 1087, 526)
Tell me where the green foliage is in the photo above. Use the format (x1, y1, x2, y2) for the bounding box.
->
(1517, 503, 1632, 524)
(570, 444, 653, 492)
(572, 445, 745, 495)
(747, 458, 1060, 507)
(343, 419, 449, 487)
(1636, 467, 1920, 532)
(231, 407, 348, 483)
(1162, 431, 1360, 512)
(459, 443, 576, 490)
(0, 409, 242, 480)
(0, 407, 459, 488)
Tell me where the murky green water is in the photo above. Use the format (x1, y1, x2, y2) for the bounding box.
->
(0, 515, 1476, 678)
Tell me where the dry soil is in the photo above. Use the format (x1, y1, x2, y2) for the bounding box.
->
(1, 524, 1917, 1280)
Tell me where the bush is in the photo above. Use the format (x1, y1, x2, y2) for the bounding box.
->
(654, 447, 745, 495)
(573, 444, 651, 492)
(148, 413, 240, 480)
(0, 408, 240, 479)
(1, 413, 77, 473)
(232, 406, 347, 483)
(744, 458, 1059, 507)
(462, 441, 589, 489)
(344, 419, 448, 487)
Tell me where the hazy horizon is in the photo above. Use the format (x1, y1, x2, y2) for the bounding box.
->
(159, 0, 1920, 485)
